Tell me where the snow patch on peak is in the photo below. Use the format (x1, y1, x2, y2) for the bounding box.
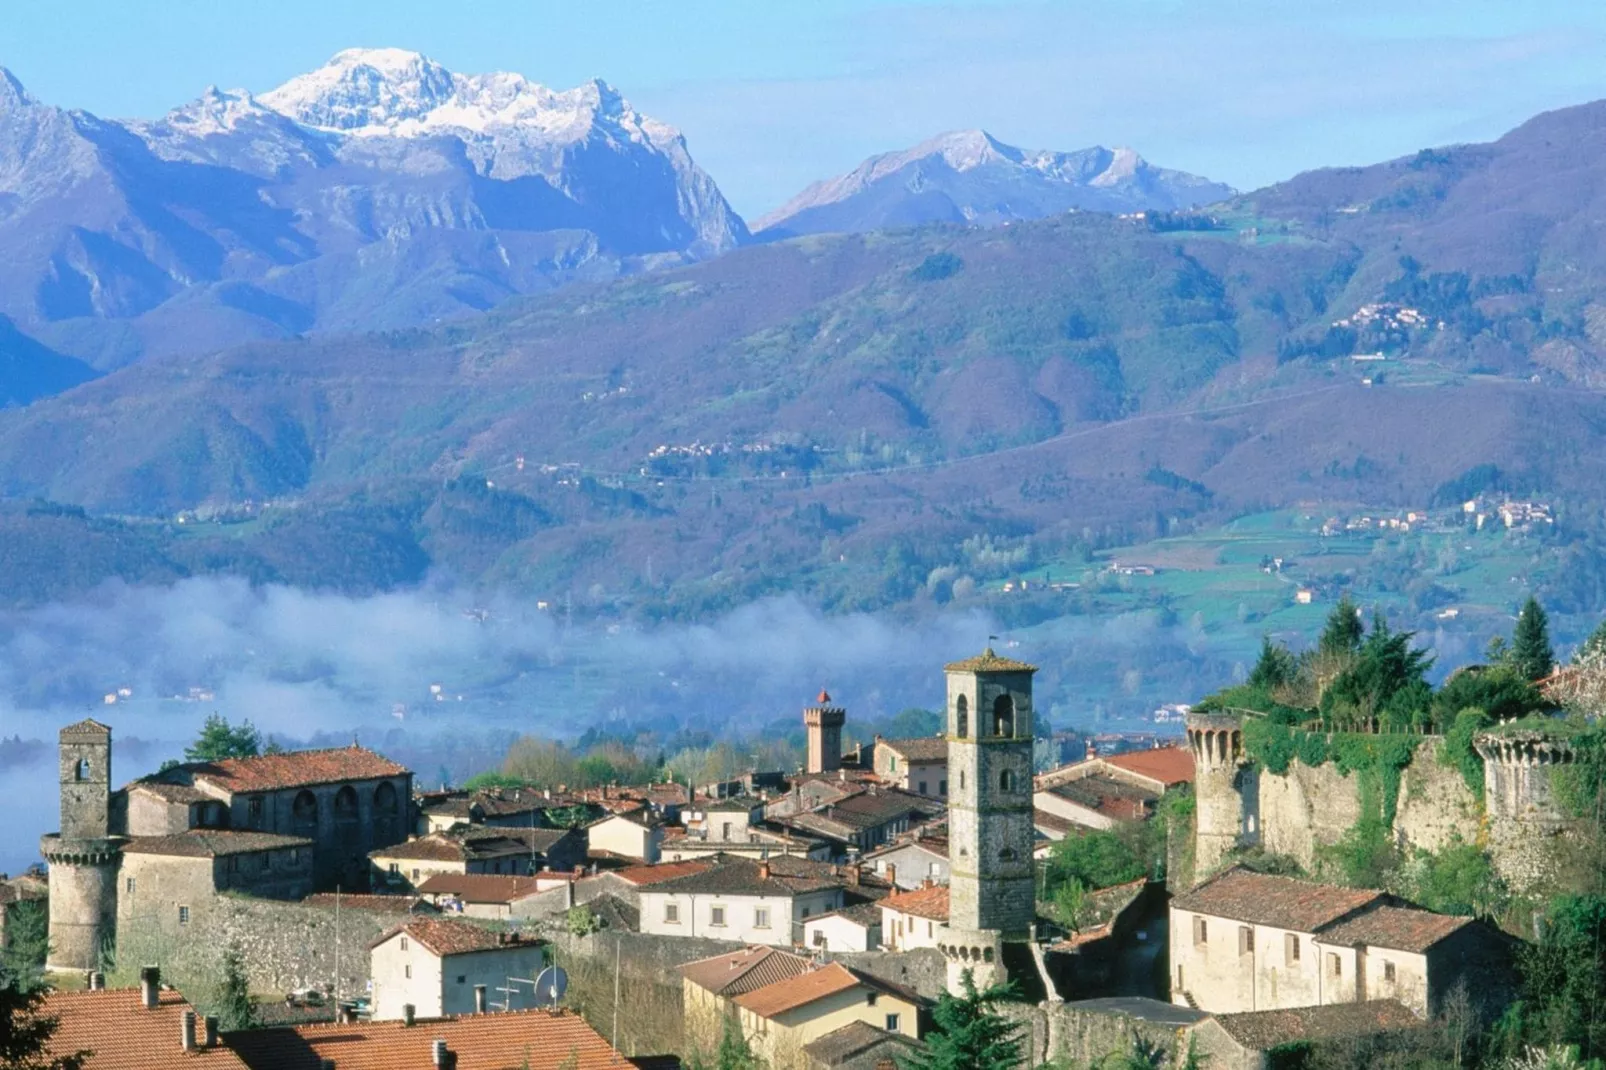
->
(914, 129, 1018, 171)
(1088, 146, 1144, 187)
(160, 86, 272, 137)
(260, 47, 456, 131)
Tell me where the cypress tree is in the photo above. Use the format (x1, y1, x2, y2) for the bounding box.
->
(1512, 596, 1555, 682)
(1318, 595, 1364, 659)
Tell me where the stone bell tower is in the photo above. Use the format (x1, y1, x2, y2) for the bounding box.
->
(941, 648, 1037, 995)
(40, 718, 124, 972)
(804, 690, 846, 775)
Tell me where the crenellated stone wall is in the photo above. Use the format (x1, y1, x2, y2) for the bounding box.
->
(1475, 730, 1587, 893)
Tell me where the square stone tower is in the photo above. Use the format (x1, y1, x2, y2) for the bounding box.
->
(42, 718, 123, 972)
(803, 690, 846, 775)
(59, 718, 113, 839)
(944, 649, 1037, 939)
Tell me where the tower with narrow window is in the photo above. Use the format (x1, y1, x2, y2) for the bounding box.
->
(40, 719, 124, 971)
(940, 648, 1037, 994)
(803, 690, 846, 775)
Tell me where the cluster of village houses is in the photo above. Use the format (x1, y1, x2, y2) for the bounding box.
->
(10, 670, 1513, 1070)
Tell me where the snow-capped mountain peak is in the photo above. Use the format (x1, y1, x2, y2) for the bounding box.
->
(158, 86, 271, 137)
(259, 47, 457, 132)
(0, 67, 36, 111)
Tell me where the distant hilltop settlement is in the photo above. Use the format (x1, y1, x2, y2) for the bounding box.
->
(15, 637, 1597, 1070)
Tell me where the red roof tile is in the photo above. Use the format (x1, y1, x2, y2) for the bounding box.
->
(880, 884, 949, 922)
(614, 860, 714, 886)
(1101, 746, 1194, 787)
(679, 946, 813, 997)
(1172, 867, 1381, 932)
(373, 917, 541, 957)
(416, 873, 546, 904)
(185, 747, 408, 793)
(1318, 906, 1476, 953)
(732, 963, 865, 1018)
(40, 987, 252, 1070)
(226, 1007, 632, 1070)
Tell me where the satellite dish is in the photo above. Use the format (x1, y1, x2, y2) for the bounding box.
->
(533, 965, 568, 1008)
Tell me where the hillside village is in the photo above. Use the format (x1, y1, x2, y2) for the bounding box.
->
(11, 607, 1604, 1070)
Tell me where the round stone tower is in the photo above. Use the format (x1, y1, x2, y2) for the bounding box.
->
(40, 718, 124, 972)
(1186, 711, 1257, 876)
(1475, 728, 1582, 894)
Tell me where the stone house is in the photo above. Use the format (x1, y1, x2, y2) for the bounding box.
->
(369, 916, 546, 1021)
(872, 737, 949, 798)
(1170, 867, 1512, 1019)
(586, 810, 664, 862)
(732, 962, 923, 1070)
(880, 884, 948, 952)
(118, 831, 315, 935)
(803, 902, 883, 953)
(680, 945, 816, 1044)
(863, 829, 949, 889)
(370, 826, 586, 891)
(638, 855, 845, 946)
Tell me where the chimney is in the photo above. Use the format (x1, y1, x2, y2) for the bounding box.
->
(474, 984, 487, 1014)
(204, 1016, 219, 1047)
(432, 1039, 450, 1069)
(847, 866, 860, 887)
(180, 1009, 197, 1052)
(403, 1003, 416, 1027)
(140, 966, 160, 1010)
(758, 861, 771, 881)
(923, 877, 934, 890)
(1086, 739, 1098, 760)
(87, 971, 105, 991)
(886, 863, 897, 887)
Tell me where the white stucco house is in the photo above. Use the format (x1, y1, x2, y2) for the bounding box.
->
(369, 917, 546, 1021)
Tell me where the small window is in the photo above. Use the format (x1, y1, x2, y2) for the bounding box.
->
(400, 937, 408, 951)
(75, 758, 90, 782)
(405, 964, 411, 979)
(665, 903, 680, 924)
(389, 862, 400, 874)
(710, 906, 726, 927)
(956, 696, 969, 739)
(722, 822, 732, 841)
(927, 921, 934, 937)
(939, 780, 948, 794)
(411, 868, 420, 880)
(929, 862, 941, 876)
(754, 907, 771, 929)
(1383, 960, 1396, 983)
(1329, 953, 1341, 977)
(1238, 926, 1254, 955)
(1177, 964, 1185, 990)
(457, 975, 466, 985)
(125, 877, 136, 895)
(890, 757, 898, 772)
(1193, 917, 1207, 945)
(866, 992, 879, 1006)
(959, 772, 966, 791)
(983, 947, 994, 963)
(813, 930, 826, 947)
(885, 1013, 900, 1032)
(802, 908, 811, 919)
(999, 770, 1014, 792)
(999, 847, 1017, 862)
(918, 781, 927, 795)
(178, 905, 190, 925)
(1285, 933, 1300, 964)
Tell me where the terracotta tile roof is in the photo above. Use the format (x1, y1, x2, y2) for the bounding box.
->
(61, 718, 112, 738)
(417, 873, 546, 904)
(943, 648, 1038, 673)
(298, 894, 432, 914)
(1171, 867, 1381, 933)
(679, 946, 813, 997)
(1318, 906, 1476, 953)
(734, 963, 919, 1020)
(123, 831, 313, 858)
(129, 779, 216, 804)
(1045, 774, 1159, 818)
(226, 1007, 633, 1070)
(878, 737, 948, 763)
(180, 746, 408, 794)
(1101, 746, 1195, 787)
(807, 902, 884, 929)
(1208, 1000, 1422, 1050)
(372, 917, 541, 957)
(371, 835, 469, 862)
(803, 1021, 918, 1065)
(880, 884, 950, 922)
(372, 827, 575, 864)
(649, 855, 840, 897)
(614, 860, 714, 886)
(40, 987, 252, 1070)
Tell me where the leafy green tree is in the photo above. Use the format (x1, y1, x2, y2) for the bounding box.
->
(1514, 596, 1557, 682)
(1321, 611, 1433, 730)
(565, 904, 602, 937)
(1520, 894, 1606, 1058)
(0, 900, 49, 993)
(1052, 878, 1087, 930)
(1045, 830, 1146, 896)
(214, 943, 256, 1031)
(185, 714, 262, 762)
(1432, 665, 1547, 726)
(1395, 836, 1506, 917)
(1247, 636, 1297, 693)
(1577, 619, 1606, 665)
(899, 970, 1023, 1070)
(0, 982, 88, 1070)
(708, 1014, 764, 1070)
(1318, 595, 1365, 658)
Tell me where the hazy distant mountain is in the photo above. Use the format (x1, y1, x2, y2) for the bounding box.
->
(0, 49, 746, 370)
(754, 129, 1233, 238)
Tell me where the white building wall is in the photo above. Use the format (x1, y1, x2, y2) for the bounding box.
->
(370, 935, 546, 1020)
(804, 914, 879, 953)
(1170, 908, 1373, 1014)
(881, 907, 946, 952)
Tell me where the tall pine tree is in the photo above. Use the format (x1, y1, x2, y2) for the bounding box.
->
(1512, 596, 1556, 682)
(899, 971, 1023, 1070)
(1318, 595, 1365, 658)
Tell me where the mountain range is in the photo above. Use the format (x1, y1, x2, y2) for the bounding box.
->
(0, 49, 1229, 378)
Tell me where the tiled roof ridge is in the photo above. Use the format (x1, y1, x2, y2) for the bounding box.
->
(282, 1003, 590, 1035)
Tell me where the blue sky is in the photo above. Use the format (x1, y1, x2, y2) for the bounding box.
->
(5, 1, 1606, 216)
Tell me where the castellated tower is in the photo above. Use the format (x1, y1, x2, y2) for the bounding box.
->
(804, 691, 846, 775)
(40, 719, 124, 972)
(1187, 711, 1259, 876)
(1475, 728, 1584, 894)
(941, 648, 1037, 995)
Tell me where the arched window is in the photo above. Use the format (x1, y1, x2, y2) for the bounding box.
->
(291, 790, 319, 836)
(955, 695, 969, 740)
(992, 694, 1015, 738)
(999, 847, 1017, 862)
(983, 947, 995, 963)
(75, 758, 90, 782)
(999, 770, 1014, 793)
(373, 782, 399, 842)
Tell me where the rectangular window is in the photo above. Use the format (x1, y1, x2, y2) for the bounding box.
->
(1384, 961, 1396, 983)
(405, 964, 411, 979)
(1285, 933, 1300, 964)
(664, 903, 680, 924)
(400, 937, 408, 951)
(866, 992, 879, 1006)
(1193, 917, 1207, 945)
(1176, 964, 1184, 990)
(918, 782, 927, 795)
(927, 921, 934, 937)
(1329, 953, 1341, 977)
(754, 907, 770, 929)
(722, 822, 732, 841)
(813, 930, 826, 947)
(939, 780, 947, 795)
(1238, 926, 1254, 955)
(457, 975, 466, 985)
(710, 906, 726, 927)
(412, 868, 420, 880)
(125, 877, 136, 895)
(389, 862, 400, 874)
(247, 796, 264, 828)
(178, 905, 190, 925)
(885, 1013, 900, 1032)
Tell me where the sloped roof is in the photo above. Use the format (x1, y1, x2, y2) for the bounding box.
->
(123, 830, 313, 858)
(1101, 746, 1194, 786)
(614, 859, 715, 886)
(733, 962, 918, 1020)
(943, 648, 1037, 673)
(416, 873, 547, 904)
(1319, 906, 1476, 953)
(128, 779, 215, 804)
(878, 737, 948, 762)
(803, 1021, 919, 1066)
(1171, 867, 1381, 932)
(372, 917, 540, 957)
(807, 902, 885, 929)
(298, 894, 432, 914)
(880, 884, 950, 922)
(679, 945, 813, 997)
(1208, 1000, 1422, 1050)
(61, 718, 112, 738)
(176, 746, 408, 794)
(40, 987, 251, 1070)
(648, 855, 839, 897)
(1045, 774, 1158, 819)
(226, 1007, 632, 1070)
